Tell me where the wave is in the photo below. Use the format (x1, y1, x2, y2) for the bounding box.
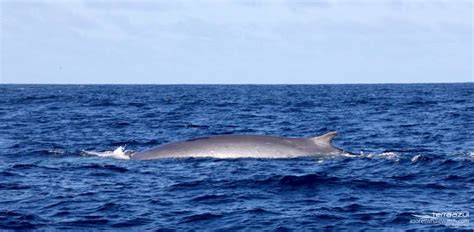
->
(0, 211, 45, 230)
(182, 212, 223, 223)
(80, 164, 129, 173)
(344, 151, 474, 163)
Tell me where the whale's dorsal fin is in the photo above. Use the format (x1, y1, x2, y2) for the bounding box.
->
(311, 131, 337, 144)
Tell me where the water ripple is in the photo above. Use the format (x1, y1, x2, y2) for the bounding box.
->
(0, 84, 472, 230)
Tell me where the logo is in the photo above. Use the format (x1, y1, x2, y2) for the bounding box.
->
(410, 211, 470, 227)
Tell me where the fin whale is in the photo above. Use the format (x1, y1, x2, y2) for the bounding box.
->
(131, 131, 346, 160)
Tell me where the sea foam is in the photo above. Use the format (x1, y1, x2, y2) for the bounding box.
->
(82, 146, 131, 160)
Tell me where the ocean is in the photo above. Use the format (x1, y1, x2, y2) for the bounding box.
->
(0, 84, 473, 230)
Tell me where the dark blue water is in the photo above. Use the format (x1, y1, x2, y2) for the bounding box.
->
(1, 84, 473, 230)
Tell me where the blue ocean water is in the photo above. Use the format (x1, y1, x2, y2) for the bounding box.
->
(0, 84, 473, 230)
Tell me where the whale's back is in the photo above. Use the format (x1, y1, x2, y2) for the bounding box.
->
(131, 132, 342, 160)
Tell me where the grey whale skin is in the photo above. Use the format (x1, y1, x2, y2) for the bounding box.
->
(131, 131, 345, 160)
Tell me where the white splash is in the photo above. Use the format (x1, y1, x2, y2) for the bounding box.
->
(411, 154, 422, 163)
(380, 152, 400, 161)
(350, 151, 401, 161)
(82, 146, 131, 160)
(48, 149, 65, 155)
(340, 152, 358, 158)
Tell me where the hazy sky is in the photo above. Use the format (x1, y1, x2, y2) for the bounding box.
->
(1, 0, 472, 84)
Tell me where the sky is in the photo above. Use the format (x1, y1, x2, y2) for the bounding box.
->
(0, 0, 472, 84)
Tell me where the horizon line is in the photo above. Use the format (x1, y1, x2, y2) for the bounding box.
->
(0, 81, 472, 85)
